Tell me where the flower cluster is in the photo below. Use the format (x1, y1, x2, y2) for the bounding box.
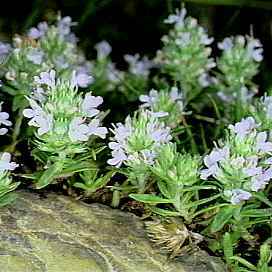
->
(155, 8, 215, 101)
(0, 102, 12, 135)
(216, 36, 262, 104)
(116, 54, 153, 102)
(0, 151, 20, 205)
(89, 41, 124, 95)
(201, 117, 272, 204)
(23, 70, 107, 155)
(139, 87, 185, 128)
(1, 16, 92, 113)
(107, 110, 172, 168)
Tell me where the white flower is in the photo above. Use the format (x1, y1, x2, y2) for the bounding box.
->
(57, 16, 76, 36)
(218, 37, 233, 51)
(88, 119, 108, 139)
(95, 40, 112, 59)
(164, 8, 187, 27)
(34, 70, 56, 87)
(72, 72, 93, 88)
(81, 93, 103, 118)
(0, 102, 12, 135)
(139, 89, 158, 108)
(23, 99, 53, 136)
(0, 152, 18, 172)
(68, 117, 90, 142)
(247, 38, 263, 62)
(124, 54, 153, 77)
(107, 149, 127, 167)
(28, 22, 48, 39)
(224, 189, 252, 204)
(228, 117, 258, 139)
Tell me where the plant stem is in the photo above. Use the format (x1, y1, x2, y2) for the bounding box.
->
(182, 115, 198, 154)
(6, 108, 24, 153)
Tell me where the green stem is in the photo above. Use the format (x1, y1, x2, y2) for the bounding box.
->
(192, 203, 229, 218)
(182, 116, 198, 154)
(6, 108, 24, 153)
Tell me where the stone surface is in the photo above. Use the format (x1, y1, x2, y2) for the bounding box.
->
(0, 191, 226, 272)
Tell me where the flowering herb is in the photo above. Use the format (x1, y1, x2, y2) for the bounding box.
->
(155, 8, 215, 102)
(201, 117, 272, 204)
(139, 87, 185, 128)
(23, 70, 107, 188)
(89, 41, 124, 96)
(108, 110, 171, 196)
(215, 36, 262, 121)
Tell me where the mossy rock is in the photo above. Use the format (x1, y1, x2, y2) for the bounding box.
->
(0, 191, 226, 272)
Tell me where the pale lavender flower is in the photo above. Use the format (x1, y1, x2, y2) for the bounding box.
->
(243, 166, 262, 177)
(198, 73, 212, 87)
(164, 8, 187, 27)
(124, 54, 153, 77)
(28, 22, 48, 39)
(23, 99, 53, 136)
(31, 87, 46, 103)
(34, 70, 56, 87)
(200, 33, 214, 45)
(200, 164, 220, 180)
(81, 93, 103, 118)
(0, 152, 18, 172)
(225, 189, 252, 204)
(169, 87, 183, 101)
(247, 38, 263, 62)
(0, 103, 12, 135)
(256, 132, 272, 153)
(57, 16, 76, 36)
(95, 40, 112, 59)
(200, 147, 229, 180)
(68, 117, 89, 142)
(107, 149, 127, 167)
(141, 150, 157, 165)
(0, 42, 11, 58)
(228, 117, 258, 139)
(175, 32, 191, 47)
(251, 168, 272, 191)
(139, 89, 158, 108)
(88, 119, 108, 139)
(73, 72, 93, 88)
(26, 48, 44, 65)
(218, 37, 233, 51)
(148, 122, 172, 143)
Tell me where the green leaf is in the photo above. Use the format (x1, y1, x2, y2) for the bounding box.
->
(12, 95, 28, 112)
(210, 206, 235, 233)
(129, 193, 174, 204)
(230, 256, 256, 271)
(148, 206, 181, 217)
(241, 208, 272, 218)
(223, 232, 233, 265)
(0, 192, 17, 207)
(157, 181, 172, 199)
(36, 162, 63, 189)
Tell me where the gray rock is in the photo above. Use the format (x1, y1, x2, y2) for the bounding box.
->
(0, 191, 225, 272)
